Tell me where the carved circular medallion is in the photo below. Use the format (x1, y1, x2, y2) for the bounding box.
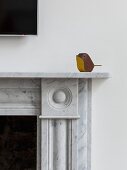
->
(47, 88, 72, 109)
(53, 90, 66, 104)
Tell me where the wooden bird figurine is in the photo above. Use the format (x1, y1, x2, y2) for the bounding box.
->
(76, 53, 101, 72)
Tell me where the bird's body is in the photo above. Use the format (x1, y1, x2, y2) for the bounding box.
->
(76, 53, 101, 72)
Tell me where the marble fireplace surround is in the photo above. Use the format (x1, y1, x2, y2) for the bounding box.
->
(0, 72, 109, 170)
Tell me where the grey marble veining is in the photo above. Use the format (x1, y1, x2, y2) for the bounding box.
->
(40, 78, 79, 170)
(40, 78, 94, 170)
(0, 79, 41, 115)
(0, 74, 109, 170)
(42, 120, 79, 170)
(0, 72, 109, 78)
(78, 79, 92, 170)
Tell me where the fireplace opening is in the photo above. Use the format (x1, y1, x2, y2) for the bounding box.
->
(0, 116, 37, 170)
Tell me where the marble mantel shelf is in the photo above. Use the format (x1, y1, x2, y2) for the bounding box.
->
(0, 72, 109, 170)
(0, 72, 109, 78)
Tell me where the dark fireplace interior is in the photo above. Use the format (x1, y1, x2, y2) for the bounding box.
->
(0, 116, 37, 170)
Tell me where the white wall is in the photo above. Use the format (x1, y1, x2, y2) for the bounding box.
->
(0, 0, 127, 169)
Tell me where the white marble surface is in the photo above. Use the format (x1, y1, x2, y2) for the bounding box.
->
(41, 78, 79, 170)
(41, 78, 78, 117)
(41, 119, 78, 170)
(40, 78, 93, 170)
(0, 79, 41, 115)
(0, 72, 109, 78)
(78, 79, 92, 170)
(0, 75, 107, 170)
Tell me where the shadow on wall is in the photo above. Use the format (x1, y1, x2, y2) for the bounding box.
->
(92, 79, 110, 92)
(0, 36, 30, 48)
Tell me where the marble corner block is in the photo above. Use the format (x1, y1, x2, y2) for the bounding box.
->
(40, 78, 92, 170)
(40, 79, 78, 119)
